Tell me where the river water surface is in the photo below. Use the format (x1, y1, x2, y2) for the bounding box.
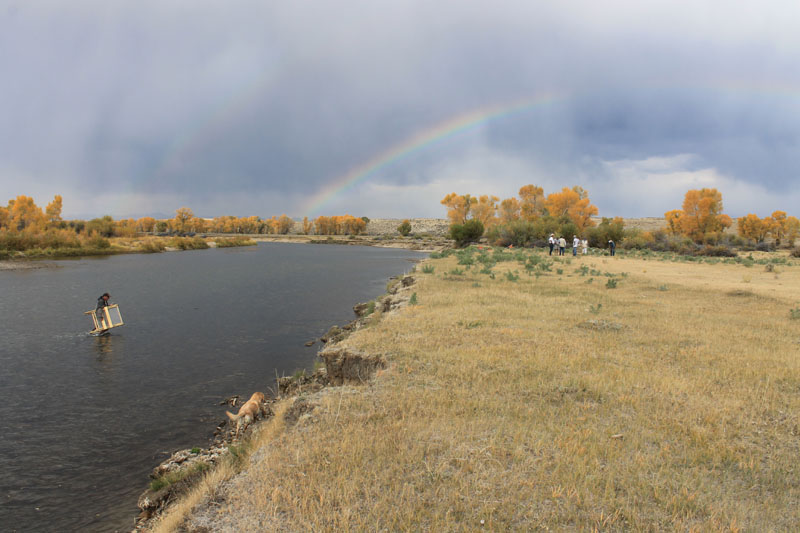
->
(0, 243, 424, 532)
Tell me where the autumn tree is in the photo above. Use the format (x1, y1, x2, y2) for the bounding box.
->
(768, 211, 787, 245)
(544, 187, 598, 231)
(678, 188, 730, 241)
(737, 214, 769, 243)
(440, 193, 476, 224)
(173, 207, 194, 233)
(45, 195, 63, 225)
(189, 217, 207, 233)
(470, 195, 499, 228)
(7, 195, 45, 232)
(342, 215, 366, 235)
(664, 209, 683, 235)
(785, 216, 800, 246)
(498, 197, 520, 223)
(275, 214, 294, 234)
(137, 217, 156, 233)
(0, 205, 8, 229)
(518, 185, 545, 220)
(302, 216, 313, 235)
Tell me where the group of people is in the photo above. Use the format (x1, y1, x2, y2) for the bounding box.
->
(547, 234, 616, 256)
(548, 234, 587, 256)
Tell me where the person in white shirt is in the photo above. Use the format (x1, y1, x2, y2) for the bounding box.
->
(558, 236, 566, 256)
(572, 235, 580, 256)
(582, 238, 588, 255)
(548, 234, 555, 256)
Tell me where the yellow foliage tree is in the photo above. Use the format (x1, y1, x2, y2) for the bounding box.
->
(470, 195, 499, 228)
(7, 195, 45, 232)
(664, 209, 683, 235)
(440, 193, 476, 224)
(137, 217, 156, 233)
(45, 195, 63, 225)
(737, 213, 769, 243)
(544, 187, 598, 231)
(785, 216, 800, 246)
(677, 188, 730, 241)
(768, 210, 787, 245)
(518, 185, 545, 220)
(302, 216, 313, 235)
(173, 207, 194, 233)
(189, 217, 207, 233)
(275, 214, 294, 234)
(0, 205, 8, 229)
(498, 197, 520, 223)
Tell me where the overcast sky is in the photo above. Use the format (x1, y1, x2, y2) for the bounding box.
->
(1, 1, 799, 220)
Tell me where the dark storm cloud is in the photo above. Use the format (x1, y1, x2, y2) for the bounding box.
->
(1, 0, 799, 218)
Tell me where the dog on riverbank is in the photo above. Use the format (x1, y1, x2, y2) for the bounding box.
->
(225, 392, 267, 436)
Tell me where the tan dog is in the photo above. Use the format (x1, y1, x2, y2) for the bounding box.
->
(225, 392, 266, 436)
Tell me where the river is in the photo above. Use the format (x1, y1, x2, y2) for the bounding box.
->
(0, 243, 424, 532)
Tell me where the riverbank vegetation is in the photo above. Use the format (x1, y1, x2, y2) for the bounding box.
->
(0, 196, 262, 259)
(150, 247, 800, 531)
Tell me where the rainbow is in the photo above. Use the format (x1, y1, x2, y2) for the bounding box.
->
(301, 92, 561, 216)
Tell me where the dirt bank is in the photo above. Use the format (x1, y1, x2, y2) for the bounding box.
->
(133, 272, 420, 532)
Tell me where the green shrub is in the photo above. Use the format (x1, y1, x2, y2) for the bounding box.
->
(421, 264, 435, 274)
(505, 271, 519, 282)
(397, 219, 412, 236)
(409, 292, 418, 305)
(456, 250, 475, 265)
(86, 233, 111, 249)
(449, 220, 485, 247)
(606, 278, 618, 289)
(587, 217, 625, 248)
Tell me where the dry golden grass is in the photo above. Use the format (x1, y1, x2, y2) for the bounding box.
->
(157, 249, 800, 532)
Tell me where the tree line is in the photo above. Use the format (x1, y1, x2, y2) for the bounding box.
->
(0, 195, 374, 255)
(442, 186, 799, 249)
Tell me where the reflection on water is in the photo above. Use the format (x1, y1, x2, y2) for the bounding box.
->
(93, 335, 115, 358)
(0, 243, 423, 532)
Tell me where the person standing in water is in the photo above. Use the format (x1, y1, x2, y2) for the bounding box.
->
(95, 292, 110, 331)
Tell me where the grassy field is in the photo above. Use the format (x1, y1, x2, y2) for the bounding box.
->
(153, 247, 800, 531)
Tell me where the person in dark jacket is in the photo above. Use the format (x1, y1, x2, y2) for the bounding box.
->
(95, 293, 110, 330)
(608, 240, 616, 256)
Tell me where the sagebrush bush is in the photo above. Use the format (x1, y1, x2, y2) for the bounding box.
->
(449, 220, 484, 247)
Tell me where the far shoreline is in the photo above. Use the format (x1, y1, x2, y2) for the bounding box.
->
(0, 234, 447, 271)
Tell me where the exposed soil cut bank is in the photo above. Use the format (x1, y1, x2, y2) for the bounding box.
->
(133, 272, 419, 531)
